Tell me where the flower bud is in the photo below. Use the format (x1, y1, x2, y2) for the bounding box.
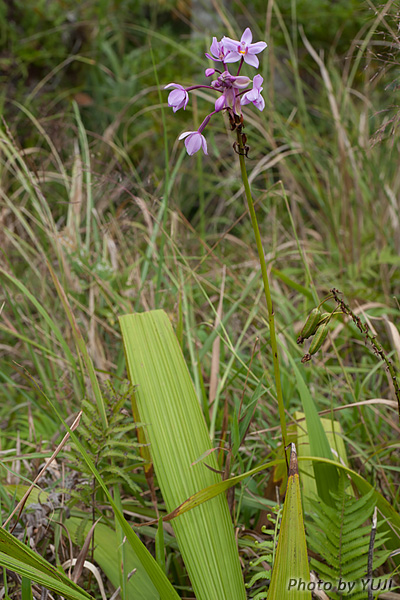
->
(232, 75, 251, 89)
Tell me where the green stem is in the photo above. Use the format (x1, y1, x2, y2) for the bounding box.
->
(236, 128, 287, 445)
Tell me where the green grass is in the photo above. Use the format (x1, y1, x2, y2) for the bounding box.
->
(0, 1, 400, 598)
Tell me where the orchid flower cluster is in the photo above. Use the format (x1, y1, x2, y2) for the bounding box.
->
(165, 28, 267, 156)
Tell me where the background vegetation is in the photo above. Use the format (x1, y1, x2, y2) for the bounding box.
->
(0, 0, 399, 598)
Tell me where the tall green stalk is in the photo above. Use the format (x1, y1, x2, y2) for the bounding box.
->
(236, 127, 287, 445)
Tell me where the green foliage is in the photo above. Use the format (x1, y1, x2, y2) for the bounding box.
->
(307, 478, 391, 599)
(0, 0, 399, 597)
(0, 527, 93, 600)
(286, 0, 368, 48)
(66, 381, 144, 509)
(247, 0, 369, 52)
(65, 516, 161, 599)
(245, 507, 283, 599)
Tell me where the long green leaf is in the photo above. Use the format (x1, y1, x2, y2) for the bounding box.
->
(119, 310, 246, 600)
(267, 444, 311, 600)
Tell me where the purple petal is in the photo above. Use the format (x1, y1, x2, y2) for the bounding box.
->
(233, 76, 251, 89)
(179, 131, 194, 140)
(164, 83, 182, 90)
(205, 68, 216, 77)
(241, 27, 253, 45)
(168, 89, 188, 111)
(255, 95, 265, 111)
(244, 89, 258, 102)
(215, 94, 226, 111)
(225, 87, 235, 108)
(201, 136, 208, 155)
(224, 52, 241, 63)
(168, 89, 184, 103)
(222, 36, 240, 52)
(253, 74, 263, 89)
(248, 41, 267, 54)
(185, 134, 202, 155)
(210, 37, 220, 58)
(244, 53, 259, 68)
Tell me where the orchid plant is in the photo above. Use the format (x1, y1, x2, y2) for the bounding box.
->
(165, 28, 266, 155)
(164, 28, 288, 446)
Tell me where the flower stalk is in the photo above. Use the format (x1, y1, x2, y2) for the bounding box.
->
(164, 27, 288, 445)
(235, 124, 287, 445)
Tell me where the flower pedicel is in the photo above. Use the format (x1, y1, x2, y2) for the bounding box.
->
(165, 28, 267, 155)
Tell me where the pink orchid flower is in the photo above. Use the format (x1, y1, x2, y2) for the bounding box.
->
(165, 83, 189, 112)
(222, 28, 267, 68)
(178, 131, 208, 156)
(205, 37, 231, 63)
(165, 27, 267, 155)
(212, 71, 250, 114)
(241, 74, 265, 111)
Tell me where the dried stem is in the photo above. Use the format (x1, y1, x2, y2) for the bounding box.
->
(331, 288, 400, 418)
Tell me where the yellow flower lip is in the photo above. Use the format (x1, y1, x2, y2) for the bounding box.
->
(239, 49, 247, 54)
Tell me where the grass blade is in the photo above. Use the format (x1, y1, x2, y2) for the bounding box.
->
(0, 528, 92, 600)
(20, 372, 181, 600)
(65, 516, 160, 600)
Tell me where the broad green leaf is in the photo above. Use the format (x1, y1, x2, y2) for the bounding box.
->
(267, 444, 311, 600)
(5, 485, 49, 505)
(119, 310, 246, 600)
